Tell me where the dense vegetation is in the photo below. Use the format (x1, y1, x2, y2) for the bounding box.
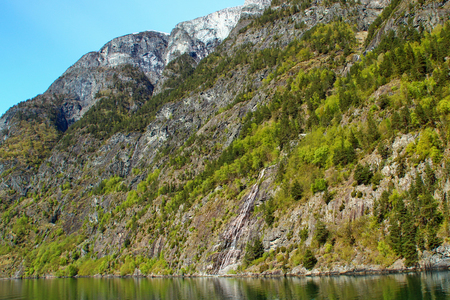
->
(1, 0, 450, 278)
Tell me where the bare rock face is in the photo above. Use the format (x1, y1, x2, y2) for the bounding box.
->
(359, 0, 391, 10)
(242, 0, 273, 17)
(164, 7, 243, 64)
(57, 31, 169, 83)
(14, 1, 273, 130)
(366, 1, 450, 51)
(45, 31, 168, 127)
(96, 31, 169, 84)
(163, 1, 272, 65)
(0, 107, 17, 141)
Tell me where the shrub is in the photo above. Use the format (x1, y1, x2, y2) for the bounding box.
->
(323, 189, 334, 204)
(371, 172, 383, 187)
(66, 264, 78, 277)
(291, 180, 304, 201)
(299, 227, 309, 242)
(311, 178, 327, 194)
(354, 164, 373, 185)
(259, 263, 269, 273)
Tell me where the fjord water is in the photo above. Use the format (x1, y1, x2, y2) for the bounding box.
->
(1, 272, 450, 300)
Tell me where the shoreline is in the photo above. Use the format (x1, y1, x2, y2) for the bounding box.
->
(3, 265, 450, 280)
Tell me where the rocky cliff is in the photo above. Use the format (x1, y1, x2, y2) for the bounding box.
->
(1, 0, 450, 279)
(0, 0, 271, 139)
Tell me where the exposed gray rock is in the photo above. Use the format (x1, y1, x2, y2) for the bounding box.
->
(242, 0, 272, 17)
(359, 0, 391, 10)
(366, 0, 450, 51)
(421, 244, 450, 269)
(1, 1, 274, 140)
(45, 31, 168, 126)
(164, 1, 272, 65)
(42, 1, 273, 128)
(164, 7, 243, 64)
(4, 0, 450, 279)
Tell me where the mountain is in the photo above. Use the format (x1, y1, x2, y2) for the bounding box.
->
(0, 0, 270, 139)
(1, 0, 450, 278)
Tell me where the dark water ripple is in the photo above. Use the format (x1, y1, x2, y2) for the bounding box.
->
(1, 271, 450, 300)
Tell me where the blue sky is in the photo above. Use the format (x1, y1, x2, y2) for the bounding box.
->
(0, 0, 244, 117)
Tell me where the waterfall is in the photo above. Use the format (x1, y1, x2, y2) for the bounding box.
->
(218, 169, 265, 272)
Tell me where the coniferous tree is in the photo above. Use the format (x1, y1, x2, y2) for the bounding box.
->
(374, 190, 392, 223)
(389, 215, 403, 255)
(278, 114, 292, 149)
(264, 198, 276, 227)
(391, 111, 401, 131)
(424, 164, 436, 193)
(400, 106, 411, 131)
(366, 114, 380, 145)
(333, 138, 356, 166)
(409, 172, 424, 202)
(402, 212, 418, 267)
(314, 220, 329, 245)
(377, 141, 390, 159)
(303, 249, 317, 270)
(299, 226, 309, 243)
(244, 238, 265, 265)
(291, 180, 304, 201)
(354, 164, 373, 185)
(415, 104, 428, 127)
(419, 193, 443, 250)
(348, 129, 360, 149)
(389, 195, 419, 266)
(389, 196, 406, 254)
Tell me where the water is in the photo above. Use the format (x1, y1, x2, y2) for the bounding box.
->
(1, 272, 450, 300)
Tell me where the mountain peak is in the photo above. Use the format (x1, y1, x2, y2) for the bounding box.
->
(164, 1, 272, 64)
(3, 0, 450, 279)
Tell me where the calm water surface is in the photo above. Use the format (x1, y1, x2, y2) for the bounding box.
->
(1, 272, 450, 300)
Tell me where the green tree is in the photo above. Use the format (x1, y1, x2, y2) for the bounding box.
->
(291, 180, 304, 201)
(388, 196, 418, 267)
(348, 129, 360, 149)
(391, 111, 401, 131)
(374, 190, 392, 223)
(333, 139, 356, 166)
(366, 114, 380, 145)
(311, 178, 327, 194)
(400, 106, 411, 131)
(264, 198, 276, 226)
(67, 264, 79, 277)
(303, 249, 317, 270)
(244, 238, 265, 265)
(314, 220, 329, 245)
(424, 164, 436, 193)
(299, 226, 309, 243)
(354, 164, 373, 185)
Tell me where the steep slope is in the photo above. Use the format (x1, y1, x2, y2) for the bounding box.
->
(0, 0, 271, 210)
(0, 0, 271, 141)
(45, 31, 168, 128)
(2, 0, 450, 279)
(163, 0, 272, 65)
(163, 7, 243, 64)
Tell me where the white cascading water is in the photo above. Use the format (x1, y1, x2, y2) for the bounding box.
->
(218, 169, 265, 272)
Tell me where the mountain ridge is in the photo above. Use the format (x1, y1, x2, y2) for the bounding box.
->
(2, 0, 450, 279)
(0, 0, 271, 138)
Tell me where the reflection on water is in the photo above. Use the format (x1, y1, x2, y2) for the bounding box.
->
(1, 272, 450, 300)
